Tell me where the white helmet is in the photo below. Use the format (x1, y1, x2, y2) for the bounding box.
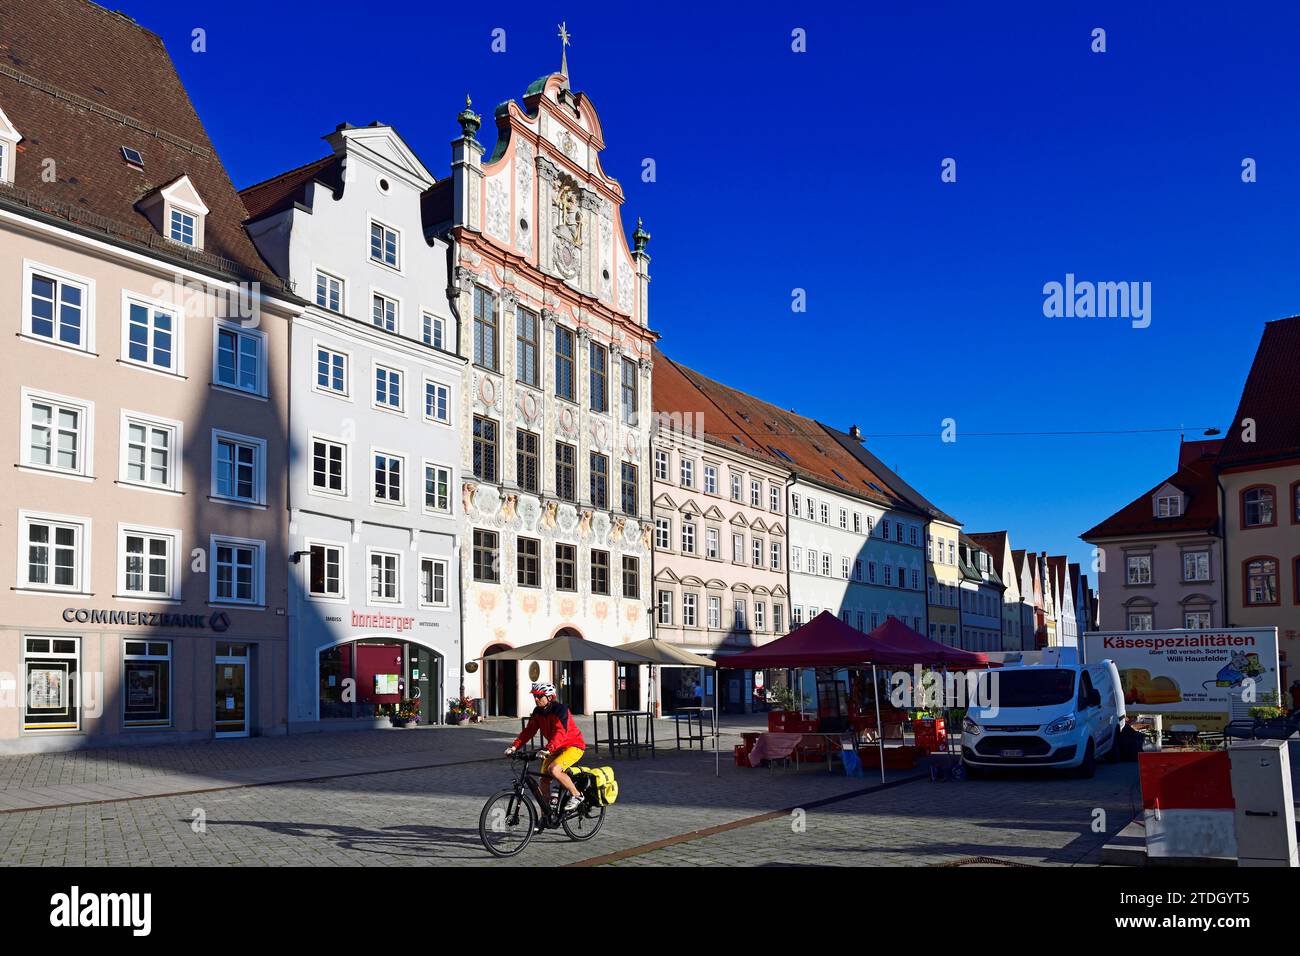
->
(530, 682, 556, 699)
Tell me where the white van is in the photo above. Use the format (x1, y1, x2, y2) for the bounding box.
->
(961, 658, 1125, 777)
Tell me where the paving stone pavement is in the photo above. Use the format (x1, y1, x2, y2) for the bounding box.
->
(0, 718, 1142, 866)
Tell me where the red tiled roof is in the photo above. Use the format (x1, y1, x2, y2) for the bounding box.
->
(0, 0, 282, 287)
(967, 531, 1008, 561)
(1081, 443, 1220, 540)
(240, 155, 339, 221)
(653, 348, 913, 509)
(1218, 315, 1300, 468)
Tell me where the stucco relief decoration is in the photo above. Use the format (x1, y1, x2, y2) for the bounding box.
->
(517, 390, 540, 423)
(461, 482, 478, 516)
(617, 258, 634, 314)
(559, 129, 576, 158)
(558, 405, 577, 437)
(517, 496, 541, 530)
(541, 501, 559, 530)
(594, 602, 608, 621)
(559, 597, 576, 618)
(474, 484, 502, 518)
(486, 174, 510, 241)
(590, 419, 609, 451)
(625, 605, 642, 624)
(477, 591, 498, 613)
(552, 176, 583, 279)
(577, 510, 593, 538)
(558, 504, 578, 534)
(501, 493, 519, 524)
(640, 523, 652, 550)
(522, 594, 539, 618)
(612, 516, 626, 541)
(623, 430, 639, 458)
(515, 139, 533, 252)
(626, 520, 644, 549)
(477, 374, 498, 410)
(592, 512, 610, 543)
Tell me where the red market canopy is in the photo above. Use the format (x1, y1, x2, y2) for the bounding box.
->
(716, 611, 990, 670)
(865, 616, 989, 669)
(718, 611, 879, 669)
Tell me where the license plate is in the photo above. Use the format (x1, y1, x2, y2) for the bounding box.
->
(1000, 749, 1024, 757)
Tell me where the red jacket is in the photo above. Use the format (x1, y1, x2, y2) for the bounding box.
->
(513, 702, 585, 753)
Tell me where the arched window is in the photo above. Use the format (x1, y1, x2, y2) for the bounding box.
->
(1241, 486, 1276, 528)
(1243, 557, 1279, 606)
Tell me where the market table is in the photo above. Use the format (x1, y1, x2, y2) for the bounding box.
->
(591, 709, 656, 759)
(670, 706, 714, 751)
(747, 731, 850, 772)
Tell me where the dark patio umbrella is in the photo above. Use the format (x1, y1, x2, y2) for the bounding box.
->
(483, 634, 655, 663)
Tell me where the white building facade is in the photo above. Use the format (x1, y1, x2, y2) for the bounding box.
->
(788, 481, 927, 634)
(244, 124, 465, 730)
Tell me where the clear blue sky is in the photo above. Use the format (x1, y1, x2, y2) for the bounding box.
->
(122, 0, 1300, 577)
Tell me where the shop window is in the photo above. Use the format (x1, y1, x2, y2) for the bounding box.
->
(23, 636, 81, 731)
(124, 640, 171, 727)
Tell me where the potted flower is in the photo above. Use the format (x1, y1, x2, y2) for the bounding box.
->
(391, 698, 420, 728)
(446, 696, 477, 724)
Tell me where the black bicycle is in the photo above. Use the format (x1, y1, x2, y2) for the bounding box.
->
(478, 750, 607, 858)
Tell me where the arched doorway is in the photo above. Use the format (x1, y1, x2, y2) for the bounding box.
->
(483, 644, 517, 717)
(553, 628, 585, 714)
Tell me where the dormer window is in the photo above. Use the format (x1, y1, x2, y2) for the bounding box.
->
(169, 209, 196, 246)
(134, 174, 209, 251)
(0, 105, 21, 186)
(1155, 494, 1182, 518)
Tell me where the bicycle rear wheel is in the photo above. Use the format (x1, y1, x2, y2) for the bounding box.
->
(479, 789, 537, 858)
(561, 799, 606, 841)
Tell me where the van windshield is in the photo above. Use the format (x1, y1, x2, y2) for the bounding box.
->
(992, 669, 1076, 708)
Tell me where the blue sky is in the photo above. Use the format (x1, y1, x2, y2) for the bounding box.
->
(123, 0, 1300, 575)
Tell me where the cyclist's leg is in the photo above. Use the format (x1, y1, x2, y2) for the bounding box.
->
(548, 747, 584, 801)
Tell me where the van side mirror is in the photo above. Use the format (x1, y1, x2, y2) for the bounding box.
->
(1088, 689, 1101, 708)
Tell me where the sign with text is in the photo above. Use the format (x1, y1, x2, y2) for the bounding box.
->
(1084, 628, 1280, 731)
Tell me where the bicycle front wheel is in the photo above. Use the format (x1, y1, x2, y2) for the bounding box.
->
(479, 789, 537, 858)
(561, 800, 606, 841)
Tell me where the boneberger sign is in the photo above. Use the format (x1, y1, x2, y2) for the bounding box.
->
(351, 610, 415, 633)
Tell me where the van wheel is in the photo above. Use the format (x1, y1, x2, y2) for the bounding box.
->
(1074, 740, 1096, 779)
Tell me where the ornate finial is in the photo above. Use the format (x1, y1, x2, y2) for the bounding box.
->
(633, 216, 650, 253)
(558, 21, 571, 78)
(457, 93, 481, 141)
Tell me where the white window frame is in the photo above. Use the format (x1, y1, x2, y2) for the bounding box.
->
(304, 538, 347, 602)
(369, 219, 402, 272)
(20, 388, 94, 479)
(371, 447, 407, 508)
(423, 312, 447, 350)
(370, 289, 401, 334)
(211, 430, 267, 506)
(212, 320, 267, 397)
(309, 434, 349, 499)
(119, 410, 182, 493)
(365, 548, 401, 605)
(373, 362, 406, 414)
(704, 464, 718, 495)
(313, 342, 351, 399)
(423, 460, 453, 515)
(208, 534, 265, 606)
(22, 260, 95, 354)
(654, 449, 669, 481)
(424, 378, 452, 424)
(16, 510, 92, 594)
(168, 207, 197, 247)
(314, 268, 346, 313)
(120, 290, 184, 376)
(707, 595, 722, 629)
(654, 516, 671, 551)
(680, 458, 695, 488)
(420, 555, 449, 608)
(116, 523, 181, 601)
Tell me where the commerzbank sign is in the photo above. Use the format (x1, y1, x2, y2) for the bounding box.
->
(62, 608, 231, 632)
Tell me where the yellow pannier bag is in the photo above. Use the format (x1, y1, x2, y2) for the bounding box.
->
(573, 766, 618, 806)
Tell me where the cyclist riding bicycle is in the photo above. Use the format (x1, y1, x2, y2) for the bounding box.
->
(505, 682, 586, 812)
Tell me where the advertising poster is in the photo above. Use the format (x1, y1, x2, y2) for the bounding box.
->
(1085, 628, 1280, 732)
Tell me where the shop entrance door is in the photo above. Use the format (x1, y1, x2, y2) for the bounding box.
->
(555, 661, 585, 715)
(484, 644, 517, 717)
(616, 662, 640, 710)
(215, 644, 249, 737)
(408, 646, 442, 725)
